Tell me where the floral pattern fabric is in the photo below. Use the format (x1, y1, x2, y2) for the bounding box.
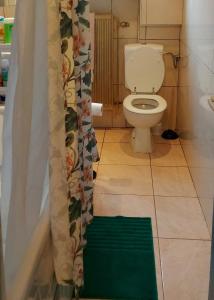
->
(73, 0, 99, 241)
(48, 0, 99, 299)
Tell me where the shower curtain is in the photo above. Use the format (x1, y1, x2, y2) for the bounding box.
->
(0, 215, 5, 300)
(1, 0, 98, 299)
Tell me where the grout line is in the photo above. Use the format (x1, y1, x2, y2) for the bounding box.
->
(150, 165, 189, 168)
(150, 154, 165, 300)
(98, 162, 189, 168)
(94, 191, 200, 199)
(99, 163, 151, 167)
(158, 237, 211, 243)
(94, 192, 199, 199)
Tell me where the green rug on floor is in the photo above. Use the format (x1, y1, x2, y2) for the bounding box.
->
(80, 217, 158, 300)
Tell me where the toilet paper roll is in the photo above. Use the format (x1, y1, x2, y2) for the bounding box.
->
(92, 102, 103, 117)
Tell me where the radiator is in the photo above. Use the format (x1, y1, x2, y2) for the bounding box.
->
(92, 14, 118, 107)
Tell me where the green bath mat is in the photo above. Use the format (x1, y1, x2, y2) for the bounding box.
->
(81, 217, 158, 300)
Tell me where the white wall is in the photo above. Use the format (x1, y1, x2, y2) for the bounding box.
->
(178, 0, 214, 233)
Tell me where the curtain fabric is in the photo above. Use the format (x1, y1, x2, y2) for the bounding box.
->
(50, 0, 99, 298)
(1, 0, 96, 298)
(0, 214, 6, 300)
(1, 0, 49, 292)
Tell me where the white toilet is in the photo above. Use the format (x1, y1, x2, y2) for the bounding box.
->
(123, 44, 167, 153)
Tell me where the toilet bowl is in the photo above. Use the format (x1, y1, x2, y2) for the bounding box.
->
(124, 94, 167, 153)
(123, 44, 167, 153)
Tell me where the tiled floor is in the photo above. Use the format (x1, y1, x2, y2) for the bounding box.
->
(93, 128, 211, 300)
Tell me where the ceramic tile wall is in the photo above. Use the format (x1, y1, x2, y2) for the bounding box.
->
(178, 0, 214, 233)
(0, 4, 15, 17)
(3, 0, 15, 5)
(91, 0, 181, 129)
(140, 0, 183, 25)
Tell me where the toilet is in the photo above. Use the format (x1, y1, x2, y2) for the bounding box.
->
(123, 43, 167, 153)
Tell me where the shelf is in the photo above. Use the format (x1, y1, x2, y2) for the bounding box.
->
(0, 87, 7, 95)
(0, 43, 11, 52)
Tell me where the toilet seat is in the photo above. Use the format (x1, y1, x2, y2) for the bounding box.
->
(123, 94, 167, 114)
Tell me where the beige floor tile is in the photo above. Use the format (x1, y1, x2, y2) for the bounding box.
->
(95, 129, 105, 143)
(95, 165, 153, 196)
(151, 144, 187, 167)
(94, 194, 157, 237)
(100, 142, 150, 165)
(155, 196, 210, 240)
(153, 135, 180, 145)
(159, 239, 211, 300)
(152, 167, 197, 197)
(153, 239, 164, 300)
(182, 143, 214, 168)
(104, 129, 132, 143)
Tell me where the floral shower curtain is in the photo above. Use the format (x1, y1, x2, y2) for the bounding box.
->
(1, 0, 96, 298)
(48, 0, 98, 298)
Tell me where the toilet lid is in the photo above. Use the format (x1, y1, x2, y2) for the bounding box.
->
(125, 46, 165, 93)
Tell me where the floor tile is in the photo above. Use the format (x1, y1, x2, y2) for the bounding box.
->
(100, 142, 150, 165)
(153, 239, 164, 300)
(182, 143, 214, 168)
(155, 196, 210, 239)
(95, 165, 153, 196)
(151, 144, 187, 167)
(152, 166, 197, 197)
(104, 129, 132, 143)
(95, 129, 105, 143)
(153, 135, 180, 145)
(159, 239, 211, 300)
(94, 194, 157, 237)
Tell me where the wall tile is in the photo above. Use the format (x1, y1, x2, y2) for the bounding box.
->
(118, 84, 131, 103)
(4, 5, 15, 17)
(112, 104, 126, 127)
(146, 26, 181, 40)
(112, 0, 139, 38)
(93, 108, 112, 128)
(118, 21, 138, 39)
(158, 86, 177, 130)
(162, 54, 179, 87)
(147, 39, 180, 54)
(139, 26, 146, 39)
(147, 0, 183, 25)
(90, 0, 111, 13)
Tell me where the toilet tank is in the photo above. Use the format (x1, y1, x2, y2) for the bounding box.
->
(124, 44, 165, 94)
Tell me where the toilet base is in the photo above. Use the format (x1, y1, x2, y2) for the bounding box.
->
(132, 128, 152, 153)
